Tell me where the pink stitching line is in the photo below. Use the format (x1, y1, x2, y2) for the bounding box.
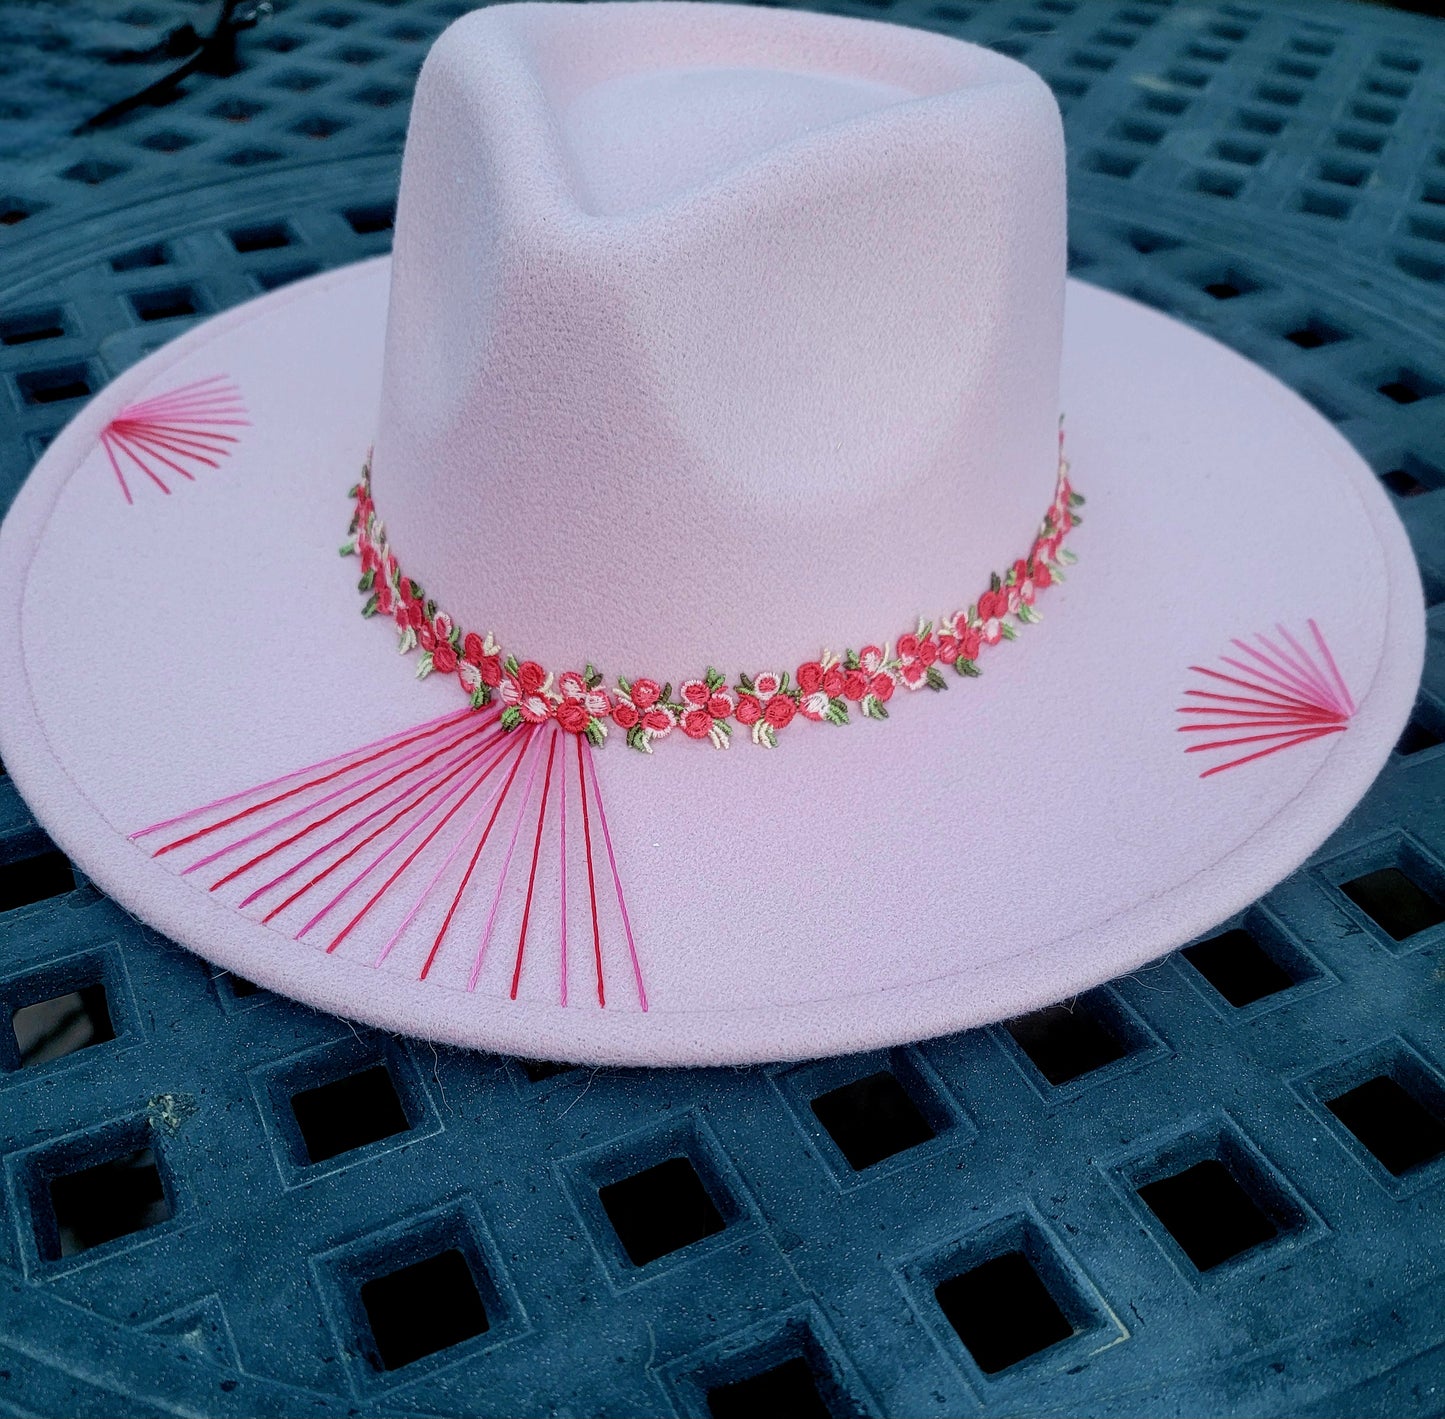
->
(134, 706, 646, 1010)
(99, 375, 249, 503)
(1182, 621, 1353, 778)
(558, 732, 568, 1009)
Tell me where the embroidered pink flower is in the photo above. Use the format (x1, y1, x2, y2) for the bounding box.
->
(500, 665, 552, 726)
(797, 660, 848, 725)
(612, 678, 676, 752)
(765, 695, 795, 728)
(733, 671, 800, 747)
(555, 670, 612, 745)
(678, 675, 735, 749)
(642, 705, 676, 736)
(462, 633, 504, 690)
(978, 588, 1007, 622)
(555, 699, 589, 734)
(896, 632, 943, 691)
(631, 679, 662, 708)
(848, 645, 897, 720)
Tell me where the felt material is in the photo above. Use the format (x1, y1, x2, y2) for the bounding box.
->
(373, 3, 1065, 672)
(0, 4, 1425, 1066)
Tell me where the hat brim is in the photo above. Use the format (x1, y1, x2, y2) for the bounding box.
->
(0, 257, 1423, 1065)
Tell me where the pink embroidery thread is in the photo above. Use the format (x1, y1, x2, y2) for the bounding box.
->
(131, 711, 646, 1008)
(100, 375, 248, 503)
(342, 429, 1081, 753)
(1180, 620, 1353, 777)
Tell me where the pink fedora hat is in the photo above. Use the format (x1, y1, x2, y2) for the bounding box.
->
(0, 2, 1425, 1066)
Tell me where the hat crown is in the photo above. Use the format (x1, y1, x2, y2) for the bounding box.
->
(372, 1, 1066, 675)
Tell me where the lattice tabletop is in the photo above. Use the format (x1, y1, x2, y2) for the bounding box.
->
(0, 0, 1443, 1414)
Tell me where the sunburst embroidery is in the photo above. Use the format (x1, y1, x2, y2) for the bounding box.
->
(100, 375, 248, 504)
(1181, 620, 1355, 778)
(129, 710, 646, 1011)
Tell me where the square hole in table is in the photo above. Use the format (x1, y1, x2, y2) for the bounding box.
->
(934, 1251, 1074, 1374)
(1298, 188, 1353, 220)
(130, 287, 199, 322)
(1397, 716, 1442, 754)
(0, 196, 44, 226)
(1212, 138, 1265, 166)
(345, 202, 395, 235)
(13, 984, 113, 1067)
(1335, 127, 1384, 154)
(1004, 999, 1127, 1085)
(0, 851, 75, 909)
(1201, 269, 1258, 299)
(16, 366, 92, 406)
(810, 1069, 935, 1170)
(1182, 927, 1299, 1007)
(1326, 1075, 1445, 1177)
(0, 309, 66, 346)
(1340, 866, 1445, 941)
(707, 1357, 832, 1419)
(1234, 109, 1285, 136)
(598, 1156, 725, 1266)
(44, 1144, 171, 1260)
(111, 242, 168, 271)
(1318, 158, 1368, 187)
(1383, 467, 1431, 498)
(1136, 1159, 1277, 1270)
(359, 1248, 488, 1371)
(1285, 318, 1347, 350)
(229, 221, 292, 253)
(291, 1063, 410, 1164)
(1378, 371, 1441, 405)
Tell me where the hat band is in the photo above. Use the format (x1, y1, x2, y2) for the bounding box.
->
(342, 434, 1082, 754)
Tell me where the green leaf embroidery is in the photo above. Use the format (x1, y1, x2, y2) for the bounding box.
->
(500, 707, 523, 732)
(415, 651, 435, 681)
(626, 724, 651, 754)
(925, 666, 948, 691)
(339, 540, 356, 557)
(585, 718, 607, 747)
(469, 686, 490, 710)
(955, 658, 981, 678)
(1000, 622, 1018, 641)
(358, 569, 376, 592)
(361, 593, 379, 619)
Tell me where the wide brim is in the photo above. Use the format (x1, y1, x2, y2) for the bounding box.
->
(0, 256, 1424, 1065)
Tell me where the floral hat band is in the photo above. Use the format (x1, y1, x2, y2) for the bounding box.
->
(341, 427, 1083, 755)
